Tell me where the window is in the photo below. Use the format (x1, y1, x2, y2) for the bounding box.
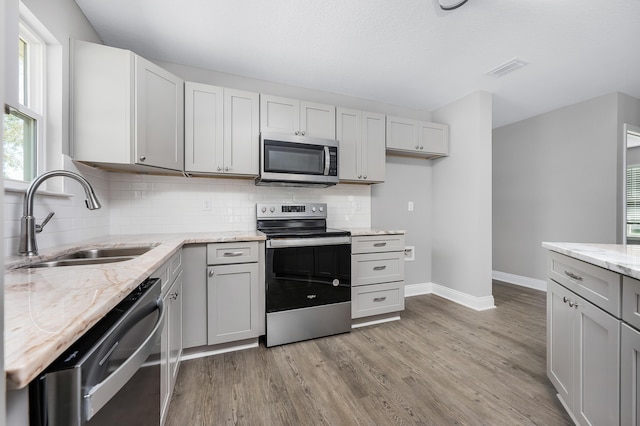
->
(627, 166, 640, 238)
(3, 18, 45, 182)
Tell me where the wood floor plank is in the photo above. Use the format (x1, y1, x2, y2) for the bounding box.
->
(166, 282, 573, 425)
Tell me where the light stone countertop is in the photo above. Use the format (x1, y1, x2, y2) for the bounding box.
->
(344, 228, 405, 236)
(4, 232, 265, 389)
(542, 242, 640, 280)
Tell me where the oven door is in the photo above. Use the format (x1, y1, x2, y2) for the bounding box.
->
(265, 239, 351, 313)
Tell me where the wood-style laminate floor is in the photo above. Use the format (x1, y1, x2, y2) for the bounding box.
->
(165, 282, 573, 425)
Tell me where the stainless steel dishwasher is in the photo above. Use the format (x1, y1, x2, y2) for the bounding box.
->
(29, 277, 164, 426)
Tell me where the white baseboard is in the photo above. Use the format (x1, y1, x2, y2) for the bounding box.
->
(405, 282, 496, 311)
(492, 270, 547, 292)
(181, 339, 259, 361)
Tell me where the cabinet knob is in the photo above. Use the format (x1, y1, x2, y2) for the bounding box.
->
(295, 130, 300, 135)
(415, 145, 419, 149)
(301, 131, 306, 136)
(208, 270, 214, 277)
(358, 175, 362, 179)
(420, 146, 424, 150)
(139, 155, 146, 162)
(363, 175, 367, 179)
(217, 166, 222, 171)
(225, 167, 229, 172)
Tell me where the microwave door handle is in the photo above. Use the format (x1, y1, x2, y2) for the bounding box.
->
(84, 299, 165, 421)
(324, 146, 330, 176)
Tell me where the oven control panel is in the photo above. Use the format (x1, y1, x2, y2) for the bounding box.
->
(257, 203, 327, 219)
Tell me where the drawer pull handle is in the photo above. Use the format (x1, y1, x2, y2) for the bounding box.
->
(223, 251, 244, 257)
(373, 242, 387, 247)
(373, 297, 387, 302)
(373, 265, 387, 271)
(564, 270, 583, 281)
(563, 296, 569, 304)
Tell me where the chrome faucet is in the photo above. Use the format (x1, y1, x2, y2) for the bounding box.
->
(19, 170, 102, 256)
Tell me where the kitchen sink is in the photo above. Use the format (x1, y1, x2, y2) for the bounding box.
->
(56, 247, 153, 259)
(18, 246, 154, 269)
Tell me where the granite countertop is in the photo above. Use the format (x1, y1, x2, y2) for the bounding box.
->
(4, 231, 265, 389)
(542, 242, 640, 280)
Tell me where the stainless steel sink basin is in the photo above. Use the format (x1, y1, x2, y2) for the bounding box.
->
(19, 246, 154, 269)
(57, 247, 153, 259)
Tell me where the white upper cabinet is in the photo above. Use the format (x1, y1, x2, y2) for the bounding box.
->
(185, 82, 259, 176)
(336, 107, 385, 183)
(260, 94, 335, 139)
(72, 40, 184, 172)
(385, 116, 449, 159)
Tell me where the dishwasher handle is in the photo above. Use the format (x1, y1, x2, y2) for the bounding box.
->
(84, 299, 165, 421)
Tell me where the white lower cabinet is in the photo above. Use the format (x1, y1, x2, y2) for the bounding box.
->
(181, 242, 265, 349)
(622, 323, 640, 426)
(207, 262, 260, 344)
(547, 257, 621, 426)
(351, 235, 405, 320)
(152, 249, 183, 426)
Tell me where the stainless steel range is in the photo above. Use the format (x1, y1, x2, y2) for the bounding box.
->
(257, 203, 351, 347)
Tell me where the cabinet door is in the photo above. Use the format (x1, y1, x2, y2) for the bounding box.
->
(362, 111, 386, 182)
(546, 280, 575, 409)
(181, 245, 208, 349)
(72, 40, 134, 164)
(169, 272, 183, 385)
(418, 121, 449, 156)
(260, 94, 299, 134)
(184, 82, 224, 173)
(207, 263, 260, 345)
(386, 116, 417, 151)
(622, 323, 640, 426)
(135, 55, 184, 170)
(336, 107, 361, 181)
(300, 101, 336, 139)
(224, 88, 259, 176)
(574, 292, 620, 426)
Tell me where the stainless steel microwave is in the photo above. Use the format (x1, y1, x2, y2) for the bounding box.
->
(256, 133, 339, 187)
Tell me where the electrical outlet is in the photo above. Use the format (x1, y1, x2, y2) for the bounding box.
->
(404, 246, 415, 261)
(408, 201, 414, 212)
(203, 199, 211, 211)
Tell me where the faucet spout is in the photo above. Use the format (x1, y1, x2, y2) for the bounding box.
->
(19, 170, 102, 256)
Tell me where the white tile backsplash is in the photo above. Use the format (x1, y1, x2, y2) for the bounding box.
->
(108, 173, 371, 234)
(4, 160, 371, 257)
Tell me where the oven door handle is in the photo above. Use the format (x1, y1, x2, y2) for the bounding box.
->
(83, 299, 165, 421)
(267, 236, 351, 248)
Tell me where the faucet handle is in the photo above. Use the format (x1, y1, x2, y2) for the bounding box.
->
(35, 211, 55, 233)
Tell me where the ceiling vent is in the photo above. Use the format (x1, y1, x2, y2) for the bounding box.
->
(486, 58, 528, 77)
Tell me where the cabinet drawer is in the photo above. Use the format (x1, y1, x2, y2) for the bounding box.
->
(623, 276, 640, 329)
(352, 251, 404, 286)
(207, 241, 259, 265)
(352, 235, 405, 254)
(352, 281, 404, 319)
(548, 251, 621, 317)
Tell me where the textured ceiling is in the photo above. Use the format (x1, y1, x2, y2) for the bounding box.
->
(75, 0, 640, 128)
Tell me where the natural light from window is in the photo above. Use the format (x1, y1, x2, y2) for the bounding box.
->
(3, 22, 43, 182)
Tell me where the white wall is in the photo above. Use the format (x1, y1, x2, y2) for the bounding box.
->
(492, 92, 640, 283)
(371, 156, 432, 286)
(431, 91, 494, 308)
